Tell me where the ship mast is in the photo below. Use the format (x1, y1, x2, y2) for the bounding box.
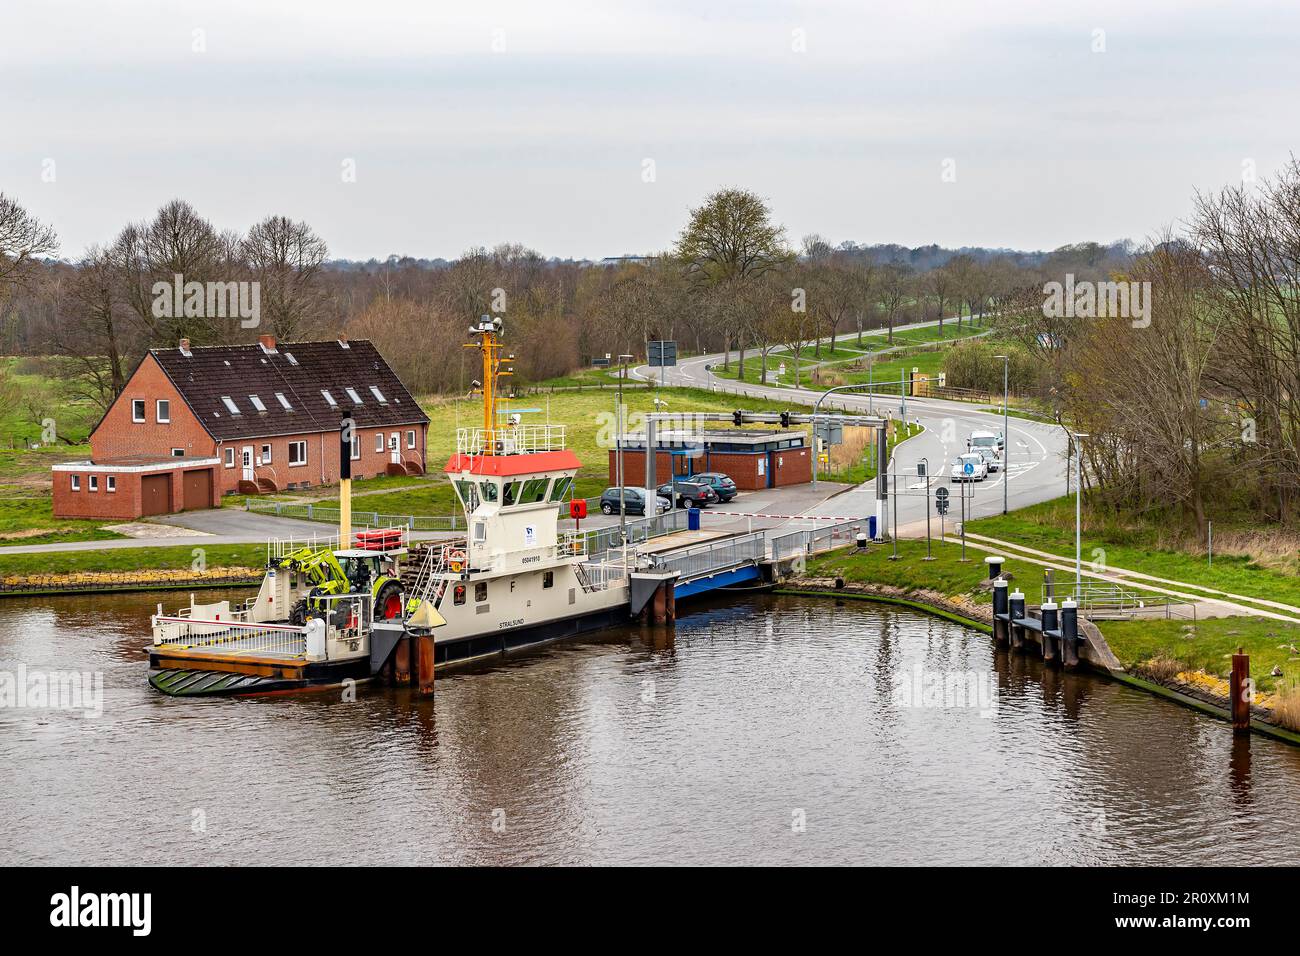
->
(466, 315, 512, 455)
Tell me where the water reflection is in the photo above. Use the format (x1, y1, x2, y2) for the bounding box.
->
(1, 589, 1299, 865)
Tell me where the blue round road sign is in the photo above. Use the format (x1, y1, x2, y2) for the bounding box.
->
(964, 461, 974, 475)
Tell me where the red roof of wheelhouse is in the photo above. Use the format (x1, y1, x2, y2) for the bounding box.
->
(444, 450, 582, 476)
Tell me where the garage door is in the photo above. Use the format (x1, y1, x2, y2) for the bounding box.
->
(182, 469, 212, 511)
(141, 474, 172, 516)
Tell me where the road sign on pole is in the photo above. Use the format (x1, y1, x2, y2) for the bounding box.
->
(935, 486, 950, 516)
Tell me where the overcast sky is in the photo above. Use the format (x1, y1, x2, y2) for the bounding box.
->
(4, 0, 1299, 261)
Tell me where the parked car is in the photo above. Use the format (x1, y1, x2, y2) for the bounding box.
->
(950, 452, 989, 482)
(656, 479, 719, 508)
(973, 445, 1002, 472)
(599, 487, 671, 516)
(691, 472, 738, 502)
(967, 430, 1004, 454)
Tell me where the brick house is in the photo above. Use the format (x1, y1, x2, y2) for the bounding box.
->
(609, 429, 812, 491)
(53, 335, 430, 520)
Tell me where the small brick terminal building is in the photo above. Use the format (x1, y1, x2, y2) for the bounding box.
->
(609, 429, 812, 490)
(54, 335, 429, 520)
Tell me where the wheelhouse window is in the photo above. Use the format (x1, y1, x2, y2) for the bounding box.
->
(156, 399, 170, 423)
(478, 481, 498, 503)
(220, 396, 241, 415)
(131, 399, 145, 423)
(521, 477, 550, 503)
(548, 476, 572, 501)
(501, 480, 522, 506)
(454, 479, 479, 509)
(288, 441, 307, 466)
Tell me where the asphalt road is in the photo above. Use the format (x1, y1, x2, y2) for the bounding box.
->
(631, 320, 1071, 536)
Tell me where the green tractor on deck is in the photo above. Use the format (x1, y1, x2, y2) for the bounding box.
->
(274, 546, 406, 626)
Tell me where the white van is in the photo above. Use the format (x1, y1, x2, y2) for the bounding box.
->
(968, 430, 1004, 454)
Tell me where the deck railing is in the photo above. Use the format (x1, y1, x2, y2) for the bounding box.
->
(455, 423, 567, 457)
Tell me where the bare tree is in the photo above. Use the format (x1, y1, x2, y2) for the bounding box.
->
(0, 193, 58, 296)
(241, 215, 330, 340)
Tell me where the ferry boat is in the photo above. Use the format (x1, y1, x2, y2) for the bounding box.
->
(147, 315, 642, 696)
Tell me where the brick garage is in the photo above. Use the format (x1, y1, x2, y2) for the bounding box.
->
(52, 457, 220, 520)
(609, 429, 812, 491)
(53, 334, 429, 519)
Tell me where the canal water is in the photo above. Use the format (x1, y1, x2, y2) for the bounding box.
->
(3, 589, 1299, 866)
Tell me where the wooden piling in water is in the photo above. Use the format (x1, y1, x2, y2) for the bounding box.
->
(416, 633, 435, 697)
(394, 635, 411, 685)
(1230, 647, 1250, 734)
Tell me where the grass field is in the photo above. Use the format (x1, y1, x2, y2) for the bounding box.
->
(255, 385, 835, 516)
(805, 537, 1300, 695)
(0, 542, 268, 577)
(968, 496, 1300, 611)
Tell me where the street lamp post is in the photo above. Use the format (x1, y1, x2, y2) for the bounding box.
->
(994, 354, 1009, 515)
(919, 457, 932, 561)
(617, 354, 633, 540)
(1073, 432, 1089, 597)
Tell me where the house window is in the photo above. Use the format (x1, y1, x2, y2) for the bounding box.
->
(106, 476, 116, 493)
(70, 475, 81, 491)
(88, 475, 99, 492)
(224, 447, 235, 468)
(320, 389, 337, 407)
(275, 392, 293, 410)
(475, 582, 488, 602)
(406, 430, 416, 449)
(221, 396, 241, 415)
(261, 444, 272, 464)
(370, 386, 387, 403)
(345, 387, 363, 405)
(131, 399, 145, 423)
(248, 394, 266, 413)
(156, 399, 170, 423)
(288, 441, 307, 467)
(375, 433, 384, 453)
(171, 448, 184, 457)
(350, 435, 360, 460)
(543, 571, 554, 589)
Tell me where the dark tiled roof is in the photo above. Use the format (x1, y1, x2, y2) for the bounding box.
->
(151, 339, 429, 442)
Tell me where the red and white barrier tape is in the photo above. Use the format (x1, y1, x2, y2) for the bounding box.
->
(700, 510, 867, 522)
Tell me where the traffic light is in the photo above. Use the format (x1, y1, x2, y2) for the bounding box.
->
(732, 410, 743, 427)
(780, 411, 791, 428)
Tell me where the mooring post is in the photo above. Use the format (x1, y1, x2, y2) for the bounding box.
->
(665, 582, 676, 622)
(1060, 598, 1080, 668)
(416, 632, 436, 697)
(984, 555, 1004, 580)
(1008, 589, 1025, 651)
(1040, 601, 1059, 663)
(1230, 647, 1250, 734)
(394, 634, 411, 684)
(992, 578, 1009, 645)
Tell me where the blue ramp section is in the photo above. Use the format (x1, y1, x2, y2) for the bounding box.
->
(673, 564, 761, 600)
